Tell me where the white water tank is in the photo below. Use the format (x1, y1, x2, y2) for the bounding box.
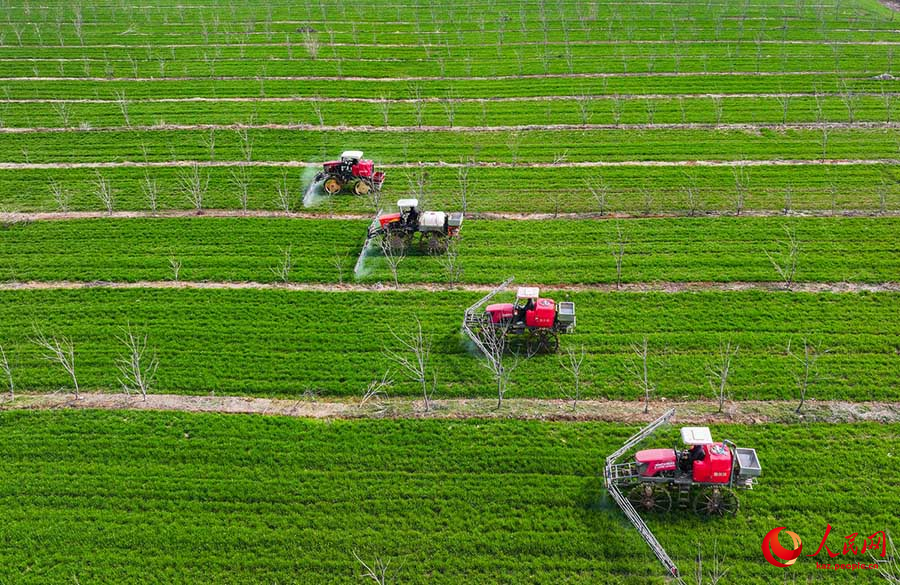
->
(419, 211, 446, 232)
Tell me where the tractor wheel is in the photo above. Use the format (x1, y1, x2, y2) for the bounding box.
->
(693, 487, 739, 517)
(323, 177, 343, 194)
(426, 233, 449, 255)
(385, 233, 410, 253)
(526, 330, 560, 355)
(353, 179, 373, 196)
(627, 484, 672, 513)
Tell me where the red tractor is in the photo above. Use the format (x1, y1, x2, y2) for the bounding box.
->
(366, 198, 463, 253)
(609, 425, 761, 517)
(462, 279, 576, 354)
(313, 150, 385, 195)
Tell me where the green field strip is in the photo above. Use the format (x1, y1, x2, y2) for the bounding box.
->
(2, 163, 897, 214)
(0, 288, 897, 400)
(0, 410, 896, 584)
(1, 216, 898, 284)
(2, 94, 898, 129)
(0, 127, 897, 164)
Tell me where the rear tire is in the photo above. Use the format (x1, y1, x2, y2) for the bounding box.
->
(353, 179, 373, 196)
(426, 233, 449, 255)
(526, 330, 560, 354)
(693, 487, 739, 517)
(385, 233, 410, 253)
(627, 484, 672, 513)
(323, 177, 343, 194)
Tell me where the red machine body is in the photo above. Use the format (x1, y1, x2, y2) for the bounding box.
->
(485, 303, 514, 323)
(636, 449, 677, 476)
(636, 443, 733, 484)
(477, 287, 576, 353)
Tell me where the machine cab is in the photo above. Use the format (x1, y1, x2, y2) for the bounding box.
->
(679, 427, 732, 484)
(516, 287, 556, 328)
(340, 150, 363, 165)
(397, 198, 420, 223)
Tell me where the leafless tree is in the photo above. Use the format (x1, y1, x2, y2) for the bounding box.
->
(235, 127, 253, 161)
(169, 256, 182, 282)
(94, 171, 114, 214)
(116, 326, 159, 400)
(352, 550, 390, 585)
(820, 126, 830, 160)
(870, 530, 899, 583)
(332, 248, 349, 285)
(585, 177, 609, 215)
(681, 172, 701, 216)
(575, 91, 593, 124)
(712, 97, 724, 125)
(477, 320, 518, 409)
(707, 341, 738, 414)
(787, 337, 826, 414)
(439, 237, 463, 287)
(48, 179, 71, 212)
(645, 99, 657, 126)
(879, 178, 891, 215)
(275, 172, 292, 212)
(610, 222, 626, 289)
(309, 98, 325, 126)
(114, 90, 131, 128)
(783, 185, 794, 215)
(405, 168, 429, 203)
(839, 79, 859, 123)
(774, 94, 791, 125)
(625, 337, 654, 414)
(694, 539, 729, 585)
(441, 89, 457, 127)
(303, 30, 320, 59)
(378, 95, 390, 127)
(178, 163, 208, 213)
(141, 172, 159, 214)
(384, 316, 436, 411)
(51, 102, 71, 127)
(457, 159, 473, 212)
(882, 86, 895, 124)
(559, 343, 586, 409)
(360, 371, 392, 408)
(203, 128, 217, 162)
(731, 163, 750, 215)
(611, 94, 624, 126)
(0, 344, 14, 399)
(229, 166, 250, 213)
(270, 245, 293, 283)
(766, 225, 800, 289)
(31, 327, 79, 399)
(506, 131, 522, 163)
(378, 237, 406, 289)
(408, 83, 424, 127)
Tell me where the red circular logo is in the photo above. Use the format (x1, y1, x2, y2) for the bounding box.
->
(761, 527, 803, 567)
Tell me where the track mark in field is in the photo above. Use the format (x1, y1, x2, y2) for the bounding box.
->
(0, 70, 875, 82)
(0, 281, 896, 294)
(5, 92, 897, 104)
(7, 393, 900, 424)
(1, 159, 897, 170)
(3, 121, 898, 134)
(4, 209, 900, 223)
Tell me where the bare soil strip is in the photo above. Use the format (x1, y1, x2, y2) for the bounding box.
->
(0, 280, 896, 294)
(4, 209, 900, 223)
(2, 121, 897, 134)
(5, 393, 899, 424)
(1, 159, 896, 171)
(5, 92, 895, 104)
(0, 71, 868, 82)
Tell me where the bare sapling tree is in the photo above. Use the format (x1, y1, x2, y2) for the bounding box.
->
(575, 91, 593, 124)
(352, 550, 391, 585)
(707, 341, 738, 414)
(559, 343, 586, 409)
(787, 337, 827, 414)
(0, 344, 14, 399)
(116, 326, 159, 400)
(378, 94, 390, 127)
(169, 256, 182, 282)
(270, 244, 293, 283)
(682, 171, 701, 216)
(229, 166, 250, 213)
(303, 30, 320, 60)
(730, 163, 750, 215)
(478, 320, 518, 409)
(360, 371, 392, 409)
(49, 179, 72, 212)
(712, 96, 724, 125)
(141, 172, 159, 214)
(178, 163, 208, 213)
(765, 225, 800, 289)
(275, 171, 292, 212)
(774, 94, 791, 125)
(32, 327, 79, 399)
(839, 78, 859, 123)
(332, 248, 349, 285)
(408, 83, 424, 127)
(694, 539, 729, 585)
(625, 337, 654, 414)
(52, 102, 71, 127)
(457, 159, 473, 212)
(309, 98, 325, 126)
(94, 171, 114, 214)
(439, 237, 463, 287)
(441, 88, 457, 127)
(870, 530, 899, 583)
(585, 177, 609, 216)
(378, 236, 406, 289)
(235, 127, 253, 162)
(384, 317, 436, 411)
(611, 94, 624, 126)
(114, 89, 132, 128)
(610, 222, 627, 289)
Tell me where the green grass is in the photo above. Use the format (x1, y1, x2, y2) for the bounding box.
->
(2, 217, 898, 284)
(0, 288, 897, 400)
(0, 410, 896, 584)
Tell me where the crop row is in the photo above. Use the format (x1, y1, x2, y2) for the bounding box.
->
(0, 288, 897, 400)
(2, 127, 899, 164)
(0, 410, 896, 584)
(1, 217, 898, 284)
(3, 94, 898, 130)
(2, 163, 896, 214)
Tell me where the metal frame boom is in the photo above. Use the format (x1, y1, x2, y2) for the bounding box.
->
(461, 277, 514, 358)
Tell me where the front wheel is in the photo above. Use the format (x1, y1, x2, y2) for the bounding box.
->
(693, 487, 739, 517)
(323, 177, 343, 194)
(627, 484, 672, 513)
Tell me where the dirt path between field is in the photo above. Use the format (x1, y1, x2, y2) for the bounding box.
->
(0, 280, 896, 294)
(1, 159, 896, 171)
(3, 121, 897, 134)
(4, 92, 895, 104)
(3, 209, 900, 223)
(5, 393, 899, 424)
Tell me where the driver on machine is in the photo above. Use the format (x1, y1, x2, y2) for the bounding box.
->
(678, 444, 706, 472)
